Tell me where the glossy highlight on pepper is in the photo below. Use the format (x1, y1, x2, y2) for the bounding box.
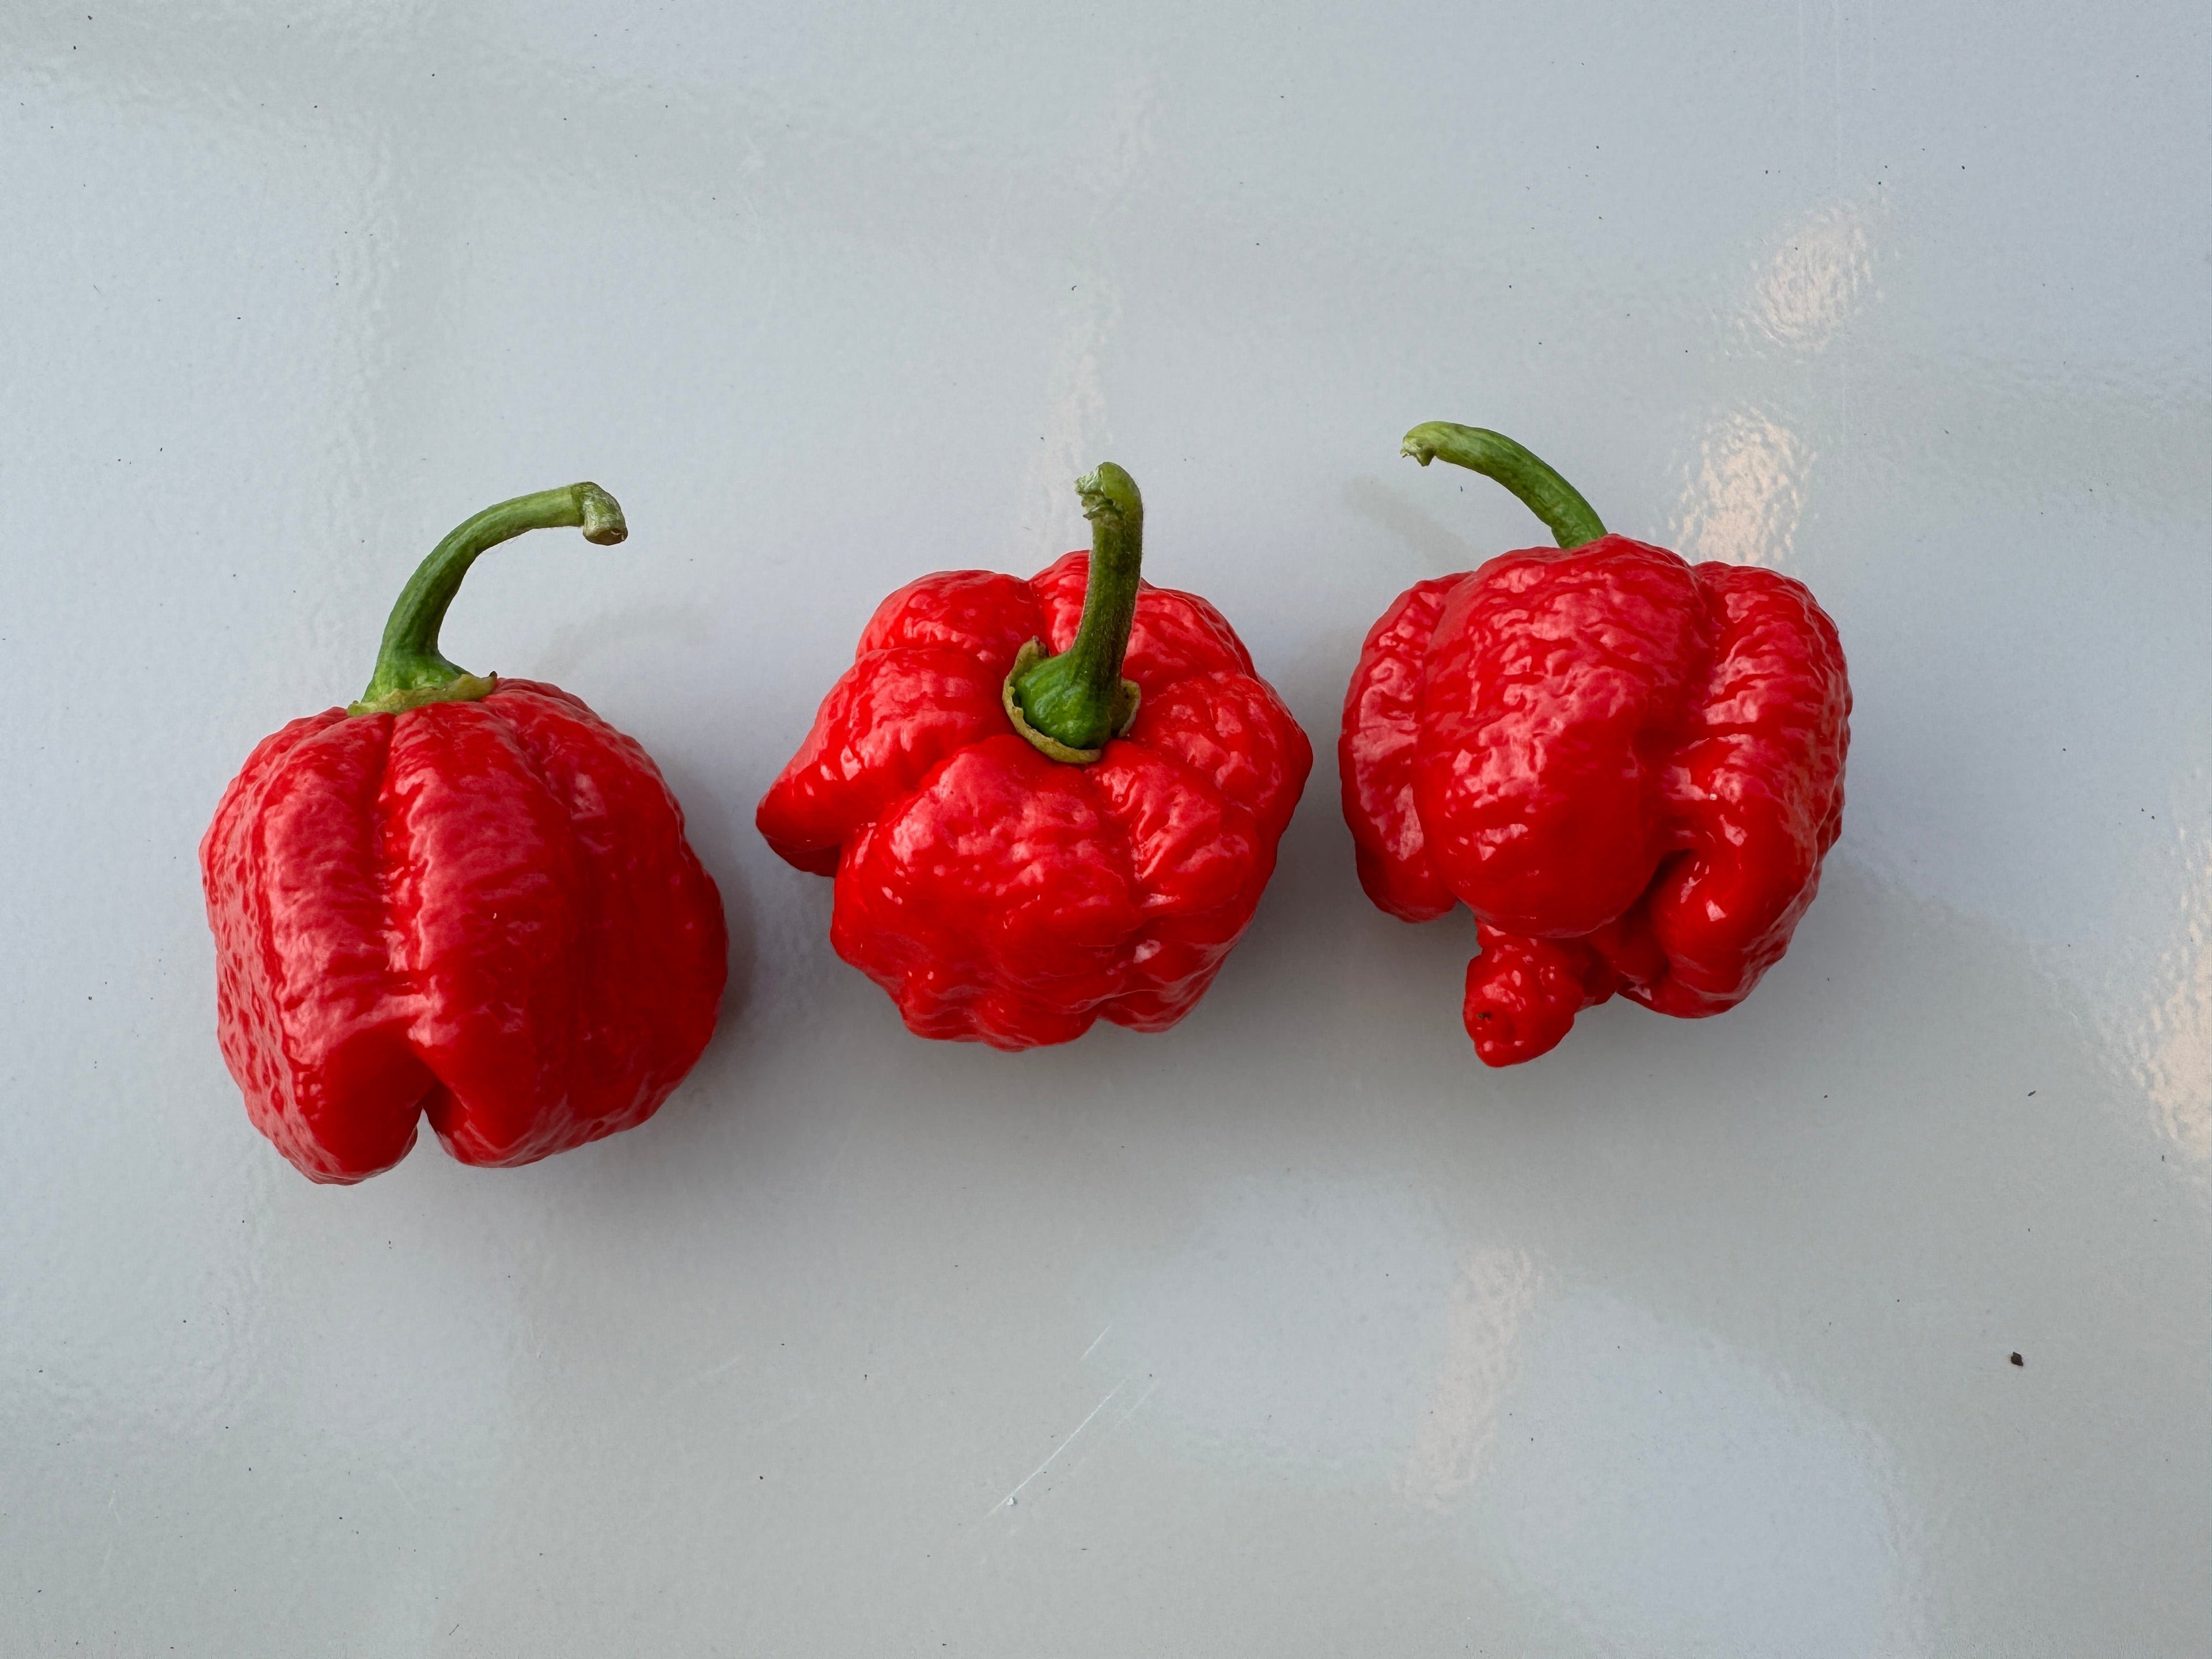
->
(1340, 425, 1850, 1066)
(200, 484, 727, 1182)
(758, 463, 1312, 1049)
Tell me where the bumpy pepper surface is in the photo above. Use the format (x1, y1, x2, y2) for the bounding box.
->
(200, 484, 726, 1182)
(758, 464, 1310, 1049)
(1341, 425, 1850, 1065)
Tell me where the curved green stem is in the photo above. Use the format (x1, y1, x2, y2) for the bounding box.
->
(349, 483, 626, 716)
(1400, 422, 1607, 549)
(1004, 463, 1145, 762)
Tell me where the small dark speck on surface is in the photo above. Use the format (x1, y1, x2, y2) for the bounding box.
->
(2010, 1353, 2024, 1367)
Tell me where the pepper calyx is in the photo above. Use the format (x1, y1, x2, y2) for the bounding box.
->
(349, 673, 500, 718)
(1004, 462, 1147, 763)
(1002, 639, 1138, 764)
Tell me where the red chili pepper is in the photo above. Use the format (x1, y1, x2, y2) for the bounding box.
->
(200, 485, 726, 1182)
(758, 464, 1311, 1049)
(1341, 425, 1850, 1066)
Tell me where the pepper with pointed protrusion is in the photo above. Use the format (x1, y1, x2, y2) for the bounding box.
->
(1341, 425, 1851, 1065)
(758, 463, 1312, 1049)
(200, 485, 727, 1181)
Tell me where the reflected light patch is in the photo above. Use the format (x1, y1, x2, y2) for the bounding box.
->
(1672, 410, 1808, 569)
(1670, 196, 1885, 571)
(1753, 200, 1878, 353)
(1017, 276, 1122, 550)
(1010, 73, 1155, 555)
(1402, 1247, 1541, 1511)
(2138, 828, 2212, 1166)
(1475, 1293, 1923, 1658)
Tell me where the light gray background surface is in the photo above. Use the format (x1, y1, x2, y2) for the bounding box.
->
(5, 2, 2209, 1653)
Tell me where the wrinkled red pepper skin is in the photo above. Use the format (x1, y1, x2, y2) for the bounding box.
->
(1341, 535, 1849, 1065)
(758, 553, 1310, 1049)
(201, 679, 726, 1183)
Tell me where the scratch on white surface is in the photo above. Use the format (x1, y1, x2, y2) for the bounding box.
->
(1113, 1376, 1158, 1426)
(661, 1358, 827, 1453)
(989, 1381, 1124, 1517)
(1079, 1323, 1112, 1362)
(667, 1351, 750, 1395)
(811, 1099, 871, 1195)
(741, 1400, 822, 1445)
(384, 1469, 421, 1519)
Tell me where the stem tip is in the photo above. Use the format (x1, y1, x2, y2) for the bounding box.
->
(1075, 461, 1142, 525)
(576, 483, 626, 545)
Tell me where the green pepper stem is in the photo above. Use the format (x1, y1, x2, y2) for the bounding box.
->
(1005, 463, 1145, 760)
(350, 483, 626, 715)
(1400, 423, 1607, 550)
